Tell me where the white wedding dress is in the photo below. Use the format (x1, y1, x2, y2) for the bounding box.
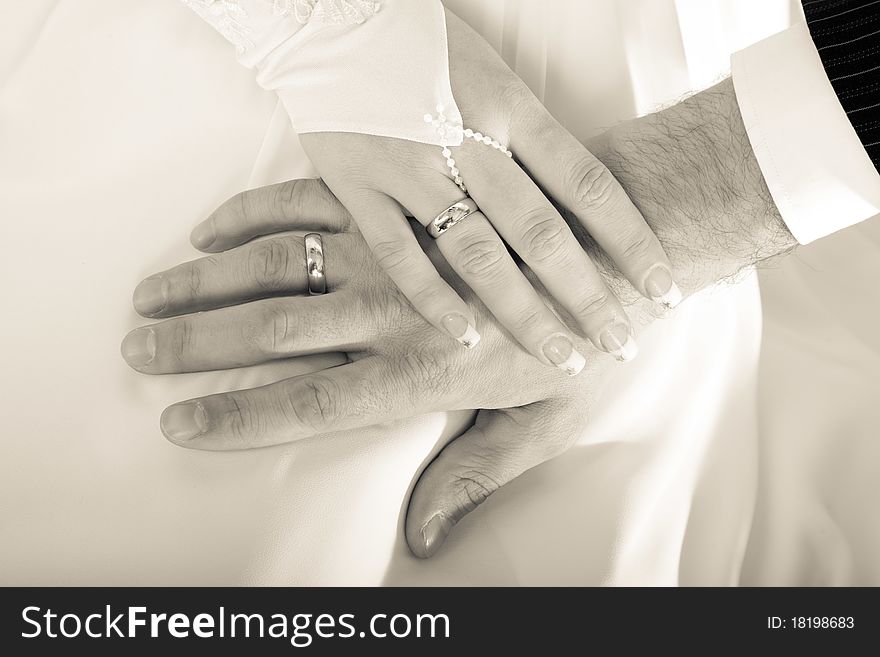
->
(2, 0, 878, 585)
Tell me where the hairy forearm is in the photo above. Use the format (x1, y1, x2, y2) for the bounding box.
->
(580, 78, 797, 307)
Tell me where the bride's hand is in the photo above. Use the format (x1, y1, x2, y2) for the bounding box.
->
(189, 11, 680, 373)
(125, 178, 622, 557)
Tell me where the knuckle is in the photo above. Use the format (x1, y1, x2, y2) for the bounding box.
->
(453, 238, 507, 278)
(248, 239, 291, 290)
(507, 79, 540, 126)
(187, 264, 203, 299)
(165, 263, 204, 306)
(275, 178, 308, 219)
(513, 308, 544, 334)
(520, 215, 569, 265)
(219, 394, 257, 441)
(169, 318, 195, 363)
(569, 158, 616, 211)
(572, 288, 612, 318)
(393, 350, 451, 395)
(371, 239, 412, 274)
(256, 302, 294, 354)
(170, 263, 202, 303)
(406, 281, 446, 314)
(451, 469, 501, 513)
(283, 375, 341, 432)
(618, 230, 656, 262)
(274, 178, 336, 223)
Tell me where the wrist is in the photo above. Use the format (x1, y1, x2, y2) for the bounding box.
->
(586, 78, 796, 300)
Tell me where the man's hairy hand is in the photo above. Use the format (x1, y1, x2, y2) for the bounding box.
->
(122, 78, 797, 558)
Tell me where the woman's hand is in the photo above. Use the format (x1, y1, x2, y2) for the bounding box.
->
(188, 11, 680, 374)
(126, 178, 630, 556)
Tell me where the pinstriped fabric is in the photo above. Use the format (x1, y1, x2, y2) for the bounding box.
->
(804, 0, 880, 169)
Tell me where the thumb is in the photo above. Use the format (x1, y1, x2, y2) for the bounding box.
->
(405, 400, 584, 558)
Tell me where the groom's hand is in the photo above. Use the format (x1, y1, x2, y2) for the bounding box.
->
(123, 178, 618, 557)
(123, 78, 797, 557)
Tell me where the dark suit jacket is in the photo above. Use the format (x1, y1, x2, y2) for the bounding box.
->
(804, 0, 880, 170)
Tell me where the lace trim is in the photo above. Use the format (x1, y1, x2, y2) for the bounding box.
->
(181, 0, 382, 54)
(180, 0, 254, 54)
(293, 1, 382, 25)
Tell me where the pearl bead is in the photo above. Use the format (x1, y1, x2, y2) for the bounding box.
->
(433, 122, 519, 191)
(436, 103, 445, 113)
(423, 114, 433, 123)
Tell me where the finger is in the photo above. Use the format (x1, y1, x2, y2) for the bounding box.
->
(512, 104, 682, 309)
(159, 357, 422, 450)
(458, 144, 638, 361)
(405, 400, 584, 558)
(395, 179, 589, 376)
(190, 178, 352, 253)
(336, 188, 481, 349)
(132, 233, 355, 318)
(121, 294, 368, 374)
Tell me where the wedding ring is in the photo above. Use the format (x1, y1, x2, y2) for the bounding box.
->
(304, 233, 326, 296)
(427, 198, 479, 239)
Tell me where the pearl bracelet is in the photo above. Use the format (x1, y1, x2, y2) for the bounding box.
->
(424, 105, 513, 193)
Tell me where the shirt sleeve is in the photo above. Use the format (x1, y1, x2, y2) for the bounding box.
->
(179, 0, 464, 146)
(731, 19, 880, 244)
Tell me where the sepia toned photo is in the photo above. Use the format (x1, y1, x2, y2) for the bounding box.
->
(2, 0, 878, 601)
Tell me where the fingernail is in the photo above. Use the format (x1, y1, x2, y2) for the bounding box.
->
(421, 513, 453, 558)
(441, 313, 481, 349)
(133, 275, 166, 316)
(541, 334, 586, 376)
(121, 327, 156, 368)
(191, 220, 216, 250)
(599, 324, 639, 362)
(161, 402, 208, 442)
(644, 264, 682, 309)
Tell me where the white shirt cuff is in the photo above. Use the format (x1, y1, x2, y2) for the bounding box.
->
(731, 21, 880, 245)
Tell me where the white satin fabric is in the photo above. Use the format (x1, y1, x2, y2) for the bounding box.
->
(1, 0, 877, 585)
